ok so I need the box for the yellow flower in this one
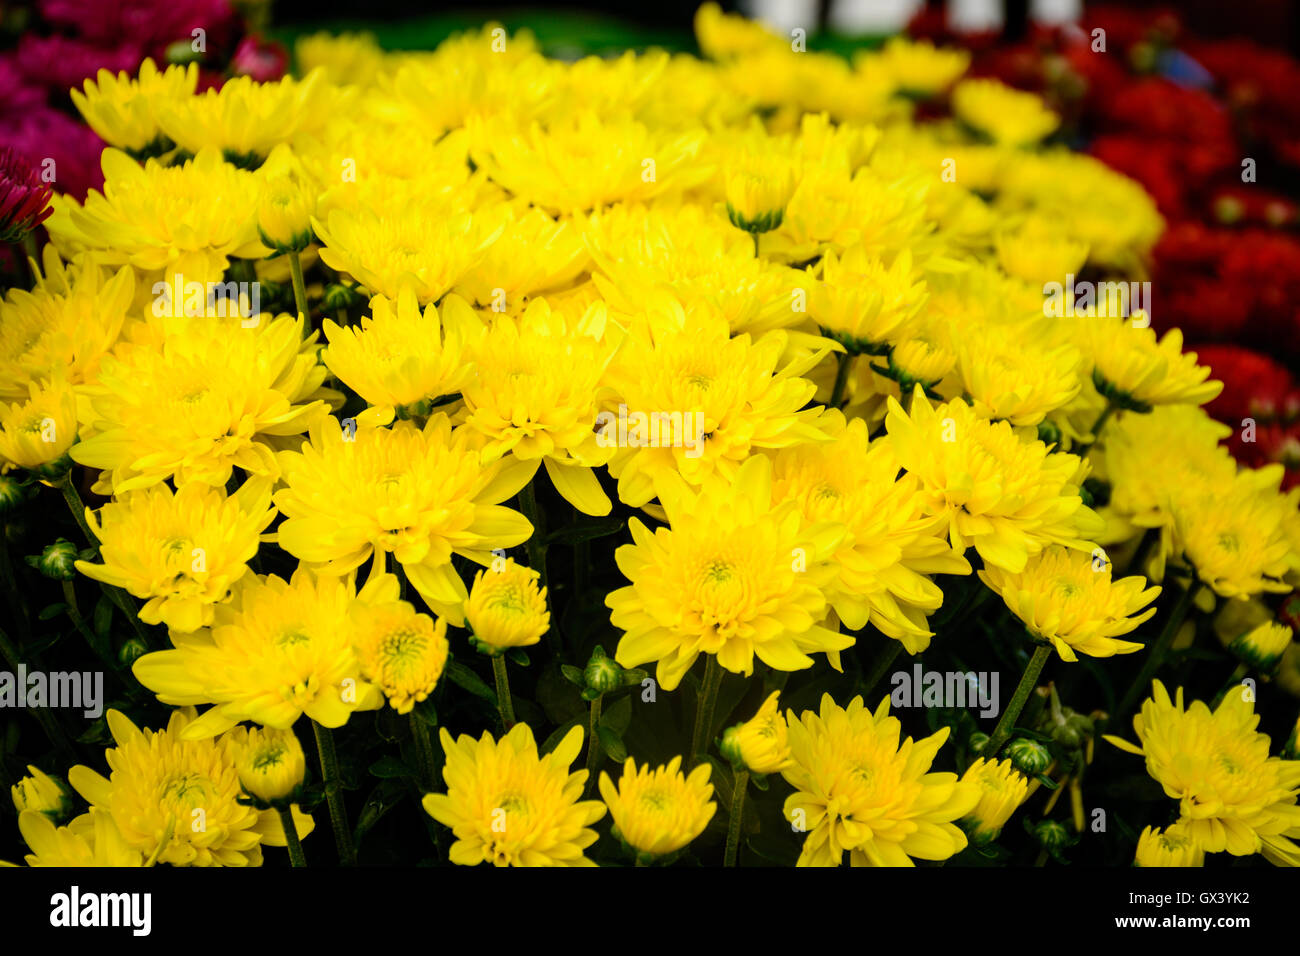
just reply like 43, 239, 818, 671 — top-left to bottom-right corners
230, 726, 308, 803
156, 71, 329, 163
1084, 319, 1223, 412
809, 246, 926, 354
68, 708, 313, 866
720, 691, 793, 774
952, 78, 1059, 147
978, 546, 1160, 662
459, 298, 618, 516
0, 375, 77, 474
1227, 621, 1294, 673
11, 766, 71, 820
0, 248, 132, 401
75, 477, 275, 634
598, 756, 715, 860
782, 693, 978, 866
769, 413, 970, 653
295, 32, 386, 88
452, 204, 590, 308
1134, 822, 1205, 867
872, 37, 970, 97
1105, 681, 1300, 864
884, 387, 1104, 573
71, 312, 329, 495
996, 218, 1089, 286
257, 174, 315, 253
351, 592, 451, 712
608, 455, 852, 691
956, 319, 1082, 427
71, 58, 198, 154
694, 1, 785, 59
131, 567, 388, 738
423, 723, 606, 867
725, 158, 795, 234
959, 758, 1029, 845
17, 809, 143, 867
602, 298, 832, 508
321, 289, 482, 427
888, 337, 956, 390
273, 414, 534, 625
464, 558, 550, 653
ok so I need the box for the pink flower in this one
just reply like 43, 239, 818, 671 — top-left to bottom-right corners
0, 147, 54, 242
231, 35, 289, 83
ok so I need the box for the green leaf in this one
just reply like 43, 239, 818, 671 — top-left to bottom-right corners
93, 595, 112, 640
412, 696, 438, 728
368, 756, 415, 779
596, 724, 627, 763
38, 603, 68, 621
506, 647, 530, 667
600, 694, 632, 736
446, 661, 497, 705
560, 664, 586, 688
544, 517, 627, 546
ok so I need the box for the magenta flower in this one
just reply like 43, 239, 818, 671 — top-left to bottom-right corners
0, 147, 54, 242
231, 35, 289, 83
17, 34, 141, 95
1, 108, 105, 201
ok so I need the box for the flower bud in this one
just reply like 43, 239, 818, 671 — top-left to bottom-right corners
583, 645, 623, 696
0, 473, 30, 515
724, 162, 794, 234
1228, 620, 1293, 674
258, 176, 314, 253
117, 636, 149, 668
27, 538, 78, 581
11, 766, 72, 822
959, 758, 1028, 845
1134, 823, 1203, 867
1029, 819, 1070, 854
465, 557, 549, 654
234, 726, 307, 804
718, 691, 792, 774
1004, 737, 1051, 776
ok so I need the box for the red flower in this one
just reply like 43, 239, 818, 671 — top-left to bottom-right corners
0, 147, 54, 242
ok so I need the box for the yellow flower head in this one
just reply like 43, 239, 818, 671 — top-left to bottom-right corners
1228, 620, 1294, 673
295, 32, 386, 88
273, 414, 534, 625
598, 755, 715, 860
782, 693, 978, 866
770, 413, 970, 653
322, 289, 482, 427
978, 546, 1160, 662
884, 387, 1104, 572
257, 174, 315, 253
0, 375, 77, 474
872, 37, 970, 97
465, 557, 549, 653
694, 1, 784, 59
959, 758, 1029, 845
996, 218, 1089, 286
1134, 822, 1205, 867
131, 567, 388, 738
71, 312, 328, 495
423, 723, 606, 867
810, 246, 926, 354
1085, 320, 1223, 412
1105, 681, 1300, 864
351, 591, 451, 712
725, 158, 796, 233
68, 708, 311, 866
75, 477, 275, 634
230, 725, 308, 803
956, 319, 1082, 427
952, 78, 1059, 147
71, 58, 199, 154
0, 248, 133, 401
17, 809, 143, 867
453, 204, 590, 308
460, 298, 618, 515
720, 691, 794, 774
888, 337, 956, 390
608, 455, 852, 690
11, 766, 71, 820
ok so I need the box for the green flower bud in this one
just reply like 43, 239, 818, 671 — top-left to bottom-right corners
26, 538, 78, 581
11, 766, 73, 822
968, 732, 990, 755
0, 473, 30, 515
1004, 737, 1052, 776
1030, 819, 1070, 853
583, 645, 623, 696
117, 637, 149, 668
1036, 420, 1061, 446
324, 282, 366, 312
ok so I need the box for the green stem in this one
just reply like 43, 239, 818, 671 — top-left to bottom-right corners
288, 250, 309, 325
1074, 403, 1114, 458
518, 482, 547, 591
0, 518, 30, 639
984, 645, 1052, 759
751, 231, 760, 258
689, 656, 724, 769
410, 713, 436, 792
0, 625, 75, 762
584, 693, 603, 792
1113, 578, 1198, 725
724, 769, 749, 867
829, 352, 855, 409
492, 654, 516, 730
61, 580, 101, 658
277, 806, 307, 867
311, 721, 356, 866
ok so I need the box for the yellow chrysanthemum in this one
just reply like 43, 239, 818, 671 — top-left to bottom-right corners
464, 558, 550, 652
782, 693, 978, 867
351, 593, 451, 713
1226, 621, 1294, 673
459, 298, 618, 516
75, 477, 275, 634
720, 691, 794, 774
11, 766, 71, 819
295, 32, 387, 88
956, 318, 1082, 427
17, 809, 143, 867
978, 546, 1160, 662
71, 58, 199, 154
131, 568, 388, 738
598, 756, 715, 860
71, 312, 329, 495
68, 708, 313, 866
724, 157, 796, 234
809, 246, 926, 354
1106, 681, 1300, 865
229, 726, 308, 803
452, 204, 590, 308
770, 413, 970, 653
996, 218, 1090, 286
959, 758, 1029, 845
423, 723, 606, 867
884, 387, 1104, 572
322, 289, 482, 427
273, 414, 534, 625
872, 37, 970, 97
694, 1, 785, 60
952, 78, 1059, 147
0, 375, 77, 474
1084, 319, 1223, 412
608, 455, 852, 691
1134, 822, 1205, 867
